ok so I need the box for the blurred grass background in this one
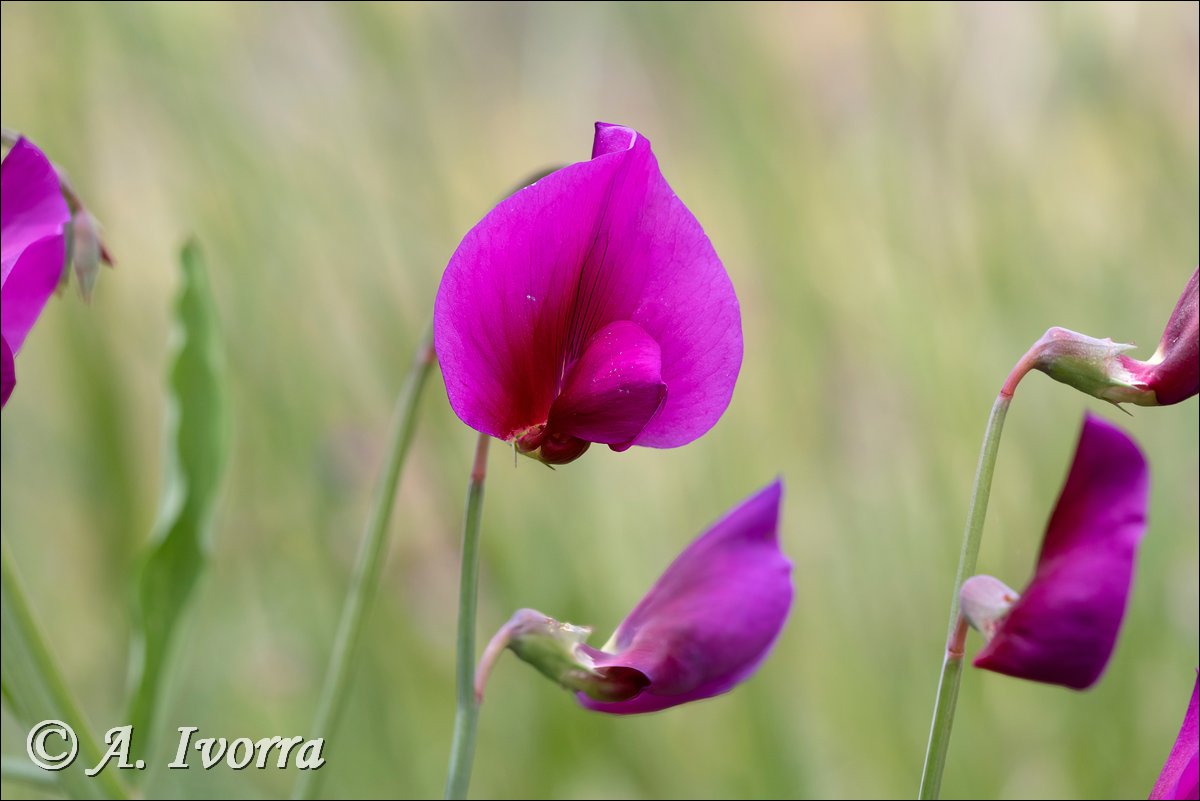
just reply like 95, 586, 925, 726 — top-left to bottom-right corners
1, 2, 1197, 798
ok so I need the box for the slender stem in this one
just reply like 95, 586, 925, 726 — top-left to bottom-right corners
918, 393, 1012, 799
444, 433, 491, 800
0, 538, 128, 800
291, 326, 436, 801
1, 754, 59, 788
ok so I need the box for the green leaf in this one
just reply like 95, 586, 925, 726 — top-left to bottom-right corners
125, 241, 229, 762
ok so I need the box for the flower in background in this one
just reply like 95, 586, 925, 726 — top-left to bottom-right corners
475, 480, 792, 714
1151, 674, 1198, 801
2, 137, 71, 407
1024, 269, 1198, 407
1152, 676, 1200, 801
435, 122, 742, 465
959, 414, 1148, 690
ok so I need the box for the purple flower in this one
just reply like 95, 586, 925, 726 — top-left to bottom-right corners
1151, 675, 1199, 801
434, 122, 741, 465
960, 414, 1148, 690
2, 137, 71, 407
475, 480, 792, 714
1024, 269, 1198, 407
1119, 268, 1198, 407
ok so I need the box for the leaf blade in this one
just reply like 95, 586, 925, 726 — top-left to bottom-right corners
126, 241, 229, 760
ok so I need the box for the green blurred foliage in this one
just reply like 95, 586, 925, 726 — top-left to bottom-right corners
127, 242, 230, 764
1, 2, 1197, 798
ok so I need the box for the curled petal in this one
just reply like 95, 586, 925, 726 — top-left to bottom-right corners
579, 479, 792, 714
973, 414, 1148, 690
1151, 675, 1199, 801
548, 320, 666, 448
1136, 268, 1199, 406
435, 122, 741, 452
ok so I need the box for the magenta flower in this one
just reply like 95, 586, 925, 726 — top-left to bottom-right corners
2, 137, 71, 407
434, 122, 741, 464
1026, 269, 1198, 407
475, 480, 792, 714
1119, 268, 1199, 407
1151, 674, 1199, 800
959, 414, 1148, 690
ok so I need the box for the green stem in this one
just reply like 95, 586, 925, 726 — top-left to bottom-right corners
918, 393, 1011, 799
291, 326, 436, 801
917, 345, 1044, 799
444, 433, 491, 800
0, 538, 128, 800
1, 754, 60, 788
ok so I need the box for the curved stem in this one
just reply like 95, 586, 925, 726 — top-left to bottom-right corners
292, 326, 436, 801
918, 393, 1011, 799
1, 538, 128, 800
444, 433, 491, 800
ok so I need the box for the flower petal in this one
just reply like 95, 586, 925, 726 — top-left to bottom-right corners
434, 122, 741, 449
2, 137, 70, 285
973, 414, 1148, 689
578, 479, 792, 714
1144, 268, 1198, 406
592, 122, 638, 158
547, 320, 666, 447
1151, 675, 1199, 801
1, 235, 67, 354
1, 336, 14, 408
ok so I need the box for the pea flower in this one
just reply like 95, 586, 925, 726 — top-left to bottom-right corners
1024, 269, 1198, 407
475, 480, 791, 714
959, 414, 1148, 690
1151, 675, 1198, 800
434, 122, 742, 465
2, 137, 71, 407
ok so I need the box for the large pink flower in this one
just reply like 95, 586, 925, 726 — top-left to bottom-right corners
434, 122, 741, 464
2, 137, 70, 407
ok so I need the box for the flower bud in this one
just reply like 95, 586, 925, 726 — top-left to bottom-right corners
475, 608, 647, 704
959, 575, 1019, 641
1027, 327, 1153, 406
65, 209, 111, 303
